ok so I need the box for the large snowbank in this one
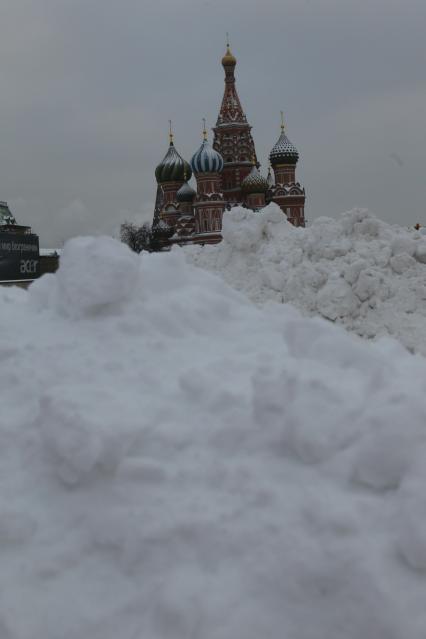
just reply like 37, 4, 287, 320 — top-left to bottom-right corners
187, 205, 426, 354
2, 236, 426, 637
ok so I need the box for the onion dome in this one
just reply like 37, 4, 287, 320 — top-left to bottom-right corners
176, 180, 196, 203
241, 164, 268, 194
269, 114, 299, 166
155, 133, 192, 184
222, 42, 236, 68
191, 125, 224, 174
269, 132, 299, 166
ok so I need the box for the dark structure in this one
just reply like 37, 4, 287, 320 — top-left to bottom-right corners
0, 201, 40, 281
150, 42, 306, 247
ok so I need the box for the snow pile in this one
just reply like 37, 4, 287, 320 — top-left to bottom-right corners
2, 236, 426, 637
187, 205, 426, 353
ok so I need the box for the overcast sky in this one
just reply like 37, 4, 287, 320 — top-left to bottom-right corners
0, 0, 425, 246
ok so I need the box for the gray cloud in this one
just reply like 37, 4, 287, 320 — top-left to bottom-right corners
0, 0, 425, 246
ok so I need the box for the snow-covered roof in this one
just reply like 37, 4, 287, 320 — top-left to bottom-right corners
269, 131, 299, 166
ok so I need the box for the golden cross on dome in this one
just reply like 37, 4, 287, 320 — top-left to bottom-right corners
169, 120, 174, 144
202, 118, 207, 141
280, 111, 285, 133
225, 32, 232, 55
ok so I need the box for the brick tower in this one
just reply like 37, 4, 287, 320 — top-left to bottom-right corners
154, 126, 192, 229
241, 159, 268, 211
269, 113, 306, 227
212, 39, 257, 204
191, 123, 225, 244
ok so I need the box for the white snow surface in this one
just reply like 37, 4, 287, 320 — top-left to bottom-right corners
187, 204, 426, 354
2, 235, 426, 637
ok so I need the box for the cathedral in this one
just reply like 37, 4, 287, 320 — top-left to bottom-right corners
151, 42, 306, 247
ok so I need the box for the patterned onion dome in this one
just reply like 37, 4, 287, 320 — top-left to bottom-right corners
191, 137, 224, 174
155, 140, 192, 184
241, 165, 268, 194
269, 130, 299, 166
176, 180, 196, 203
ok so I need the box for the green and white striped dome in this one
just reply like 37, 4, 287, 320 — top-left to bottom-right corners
155, 141, 192, 184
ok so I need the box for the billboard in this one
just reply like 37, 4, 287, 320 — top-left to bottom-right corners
0, 232, 40, 281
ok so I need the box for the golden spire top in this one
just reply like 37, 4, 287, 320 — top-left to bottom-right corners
202, 118, 208, 141
280, 111, 285, 133
222, 33, 237, 66
169, 119, 174, 144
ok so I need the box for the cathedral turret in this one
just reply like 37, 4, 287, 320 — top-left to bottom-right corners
176, 179, 196, 203
155, 124, 192, 203
176, 174, 196, 215
155, 137, 192, 186
241, 160, 268, 210
270, 113, 306, 227
155, 124, 192, 228
190, 122, 225, 243
269, 113, 299, 185
191, 124, 224, 184
213, 39, 257, 204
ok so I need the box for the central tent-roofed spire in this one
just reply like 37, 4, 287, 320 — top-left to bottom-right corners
213, 40, 258, 203
216, 37, 246, 126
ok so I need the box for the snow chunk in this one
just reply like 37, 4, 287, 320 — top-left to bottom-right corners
317, 274, 356, 320
0, 510, 37, 544
187, 206, 426, 354
414, 241, 426, 264
398, 470, 426, 572
391, 236, 416, 257
353, 411, 426, 491
222, 207, 264, 250
39, 386, 137, 485
389, 253, 416, 274
55, 236, 140, 318
353, 269, 383, 302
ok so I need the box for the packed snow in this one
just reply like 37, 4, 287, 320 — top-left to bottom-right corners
187, 205, 426, 354
2, 235, 426, 638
